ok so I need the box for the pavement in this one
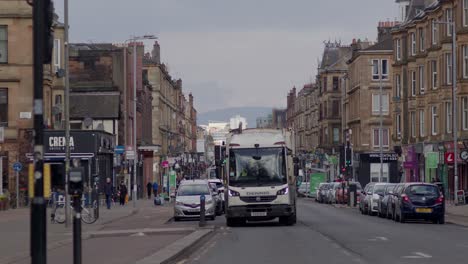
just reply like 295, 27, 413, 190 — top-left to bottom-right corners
179, 198, 468, 264
445, 203, 468, 226
0, 198, 214, 264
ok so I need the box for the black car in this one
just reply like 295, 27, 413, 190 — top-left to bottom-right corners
393, 183, 445, 224
377, 183, 396, 218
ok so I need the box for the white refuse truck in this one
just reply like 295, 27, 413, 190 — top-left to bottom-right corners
224, 128, 298, 226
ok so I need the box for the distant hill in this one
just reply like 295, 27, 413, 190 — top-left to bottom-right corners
197, 107, 273, 128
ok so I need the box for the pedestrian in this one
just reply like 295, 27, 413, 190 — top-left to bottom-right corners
119, 181, 128, 206
104, 178, 113, 209
146, 181, 152, 199
152, 181, 159, 197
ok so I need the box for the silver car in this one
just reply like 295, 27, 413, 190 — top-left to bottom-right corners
174, 180, 216, 221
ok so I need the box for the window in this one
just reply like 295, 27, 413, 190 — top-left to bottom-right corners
332, 100, 340, 116
372, 59, 388, 80
323, 77, 327, 92
411, 32, 416, 56
446, 102, 452, 133
370, 163, 389, 183
446, 8, 453, 36
395, 74, 401, 98
431, 60, 437, 89
396, 114, 401, 138
411, 111, 416, 138
419, 27, 425, 52
446, 53, 452, 84
0, 89, 7, 126
419, 65, 425, 93
396, 39, 401, 61
464, 45, 468, 78
373, 128, 389, 148
53, 39, 61, 72
372, 93, 389, 115
332, 77, 339, 90
431, 106, 438, 135
464, 0, 468, 27
432, 19, 438, 45
463, 97, 468, 130
372, 59, 379, 80
0, 26, 7, 63
419, 110, 425, 137
411, 71, 416, 96
333, 127, 339, 143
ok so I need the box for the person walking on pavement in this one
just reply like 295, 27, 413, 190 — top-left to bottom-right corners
119, 181, 128, 206
147, 181, 152, 199
104, 177, 113, 209
152, 181, 159, 197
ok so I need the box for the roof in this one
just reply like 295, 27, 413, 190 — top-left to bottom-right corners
70, 43, 120, 51
319, 44, 352, 72
229, 129, 286, 148
180, 179, 209, 186
363, 36, 393, 51
70, 92, 120, 119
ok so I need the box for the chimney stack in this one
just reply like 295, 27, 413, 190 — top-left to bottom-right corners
152, 41, 161, 64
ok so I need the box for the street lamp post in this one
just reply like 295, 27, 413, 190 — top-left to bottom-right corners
434, 19, 458, 204
126, 35, 157, 208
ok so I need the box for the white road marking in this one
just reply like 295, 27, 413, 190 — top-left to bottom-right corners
368, 236, 388, 241
130, 232, 146, 237
402, 252, 432, 259
342, 250, 351, 256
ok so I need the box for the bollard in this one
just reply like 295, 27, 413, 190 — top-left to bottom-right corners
199, 194, 206, 227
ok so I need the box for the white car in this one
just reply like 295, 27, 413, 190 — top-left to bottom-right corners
174, 180, 216, 221
360, 183, 386, 215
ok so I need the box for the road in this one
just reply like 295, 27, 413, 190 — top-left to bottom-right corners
177, 199, 468, 264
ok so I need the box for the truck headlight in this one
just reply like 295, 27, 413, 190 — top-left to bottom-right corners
176, 201, 184, 206
206, 199, 213, 205
277, 187, 289, 195
228, 189, 240, 197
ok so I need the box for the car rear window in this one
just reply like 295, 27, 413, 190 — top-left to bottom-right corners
406, 185, 439, 196
373, 185, 385, 195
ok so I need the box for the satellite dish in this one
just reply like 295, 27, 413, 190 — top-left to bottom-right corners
96, 123, 104, 131
83, 117, 93, 129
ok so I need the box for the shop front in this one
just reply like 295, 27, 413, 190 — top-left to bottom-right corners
356, 152, 399, 187
402, 145, 419, 182
30, 130, 115, 193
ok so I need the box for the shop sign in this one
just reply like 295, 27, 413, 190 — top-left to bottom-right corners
425, 152, 439, 169
367, 153, 399, 161
445, 152, 455, 164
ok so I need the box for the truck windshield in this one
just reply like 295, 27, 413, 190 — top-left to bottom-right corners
229, 147, 287, 187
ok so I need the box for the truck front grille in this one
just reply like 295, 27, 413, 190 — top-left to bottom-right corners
240, 196, 277, 203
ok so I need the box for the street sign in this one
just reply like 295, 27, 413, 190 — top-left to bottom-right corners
425, 152, 439, 169
162, 160, 169, 168
13, 162, 23, 172
461, 150, 468, 161
126, 150, 135, 160
445, 152, 455, 164
115, 145, 125, 155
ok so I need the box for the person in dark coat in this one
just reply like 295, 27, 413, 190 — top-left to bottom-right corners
153, 182, 159, 197
146, 182, 152, 199
119, 181, 128, 206
104, 178, 114, 209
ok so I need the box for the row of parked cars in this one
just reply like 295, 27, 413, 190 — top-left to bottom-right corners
359, 182, 445, 224
316, 182, 362, 204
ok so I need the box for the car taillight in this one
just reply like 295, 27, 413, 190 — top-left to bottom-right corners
435, 196, 444, 205
401, 194, 410, 203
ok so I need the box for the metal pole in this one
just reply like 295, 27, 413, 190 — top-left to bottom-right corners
72, 195, 82, 264
452, 24, 459, 204
31, 0, 46, 262
16, 169, 19, 208
64, 0, 71, 228
133, 41, 138, 207
379, 62, 384, 182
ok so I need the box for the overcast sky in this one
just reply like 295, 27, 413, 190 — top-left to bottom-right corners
55, 0, 398, 113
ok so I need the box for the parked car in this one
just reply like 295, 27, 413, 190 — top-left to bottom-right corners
316, 183, 328, 203
208, 179, 225, 209
377, 183, 396, 218
387, 183, 405, 220
393, 183, 445, 224
326, 183, 342, 204
174, 180, 216, 221
209, 182, 224, 216
316, 183, 327, 202
360, 183, 386, 215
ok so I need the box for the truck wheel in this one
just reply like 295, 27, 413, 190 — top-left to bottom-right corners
279, 214, 296, 226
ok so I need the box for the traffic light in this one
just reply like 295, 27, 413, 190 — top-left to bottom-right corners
43, 0, 55, 64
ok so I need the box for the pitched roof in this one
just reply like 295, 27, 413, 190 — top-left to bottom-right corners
364, 36, 393, 51
319, 45, 352, 71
